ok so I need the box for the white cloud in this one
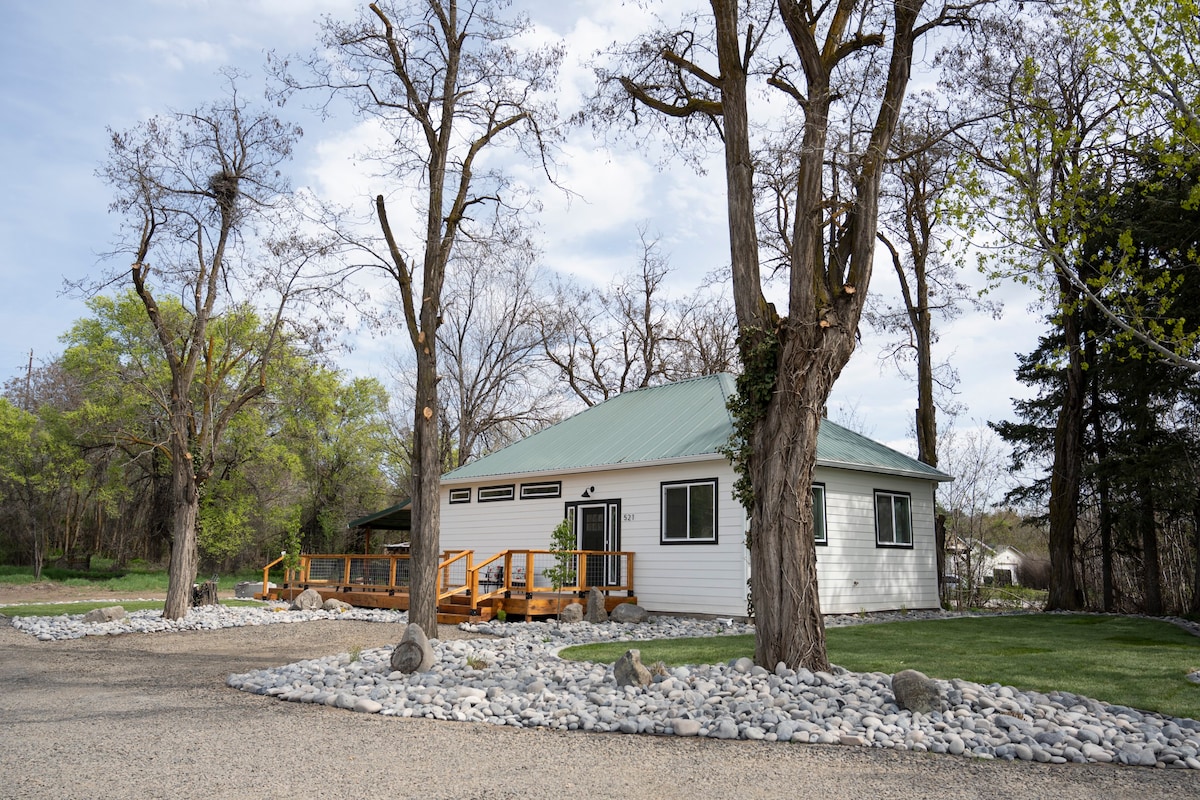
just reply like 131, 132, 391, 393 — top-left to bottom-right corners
143, 38, 230, 71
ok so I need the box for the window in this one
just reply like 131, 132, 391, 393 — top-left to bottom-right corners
477, 484, 515, 502
661, 479, 717, 544
812, 484, 827, 545
520, 481, 561, 500
875, 490, 913, 547
448, 488, 471, 504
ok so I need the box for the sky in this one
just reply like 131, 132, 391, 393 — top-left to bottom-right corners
0, 0, 1044, 466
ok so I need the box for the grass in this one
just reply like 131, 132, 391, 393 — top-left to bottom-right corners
0, 599, 265, 617
560, 614, 1200, 722
0, 564, 267, 594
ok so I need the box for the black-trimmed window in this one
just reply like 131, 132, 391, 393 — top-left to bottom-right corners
448, 488, 471, 504
875, 490, 913, 547
661, 479, 717, 544
812, 483, 828, 545
520, 481, 561, 500
478, 484, 515, 502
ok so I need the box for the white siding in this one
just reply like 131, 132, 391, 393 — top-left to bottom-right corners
814, 470, 940, 614
440, 458, 940, 618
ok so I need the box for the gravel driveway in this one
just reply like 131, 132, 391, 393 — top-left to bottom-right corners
0, 617, 1195, 800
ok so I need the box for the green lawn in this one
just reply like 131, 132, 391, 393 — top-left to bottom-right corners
560, 614, 1200, 721
0, 599, 264, 616
0, 564, 269, 594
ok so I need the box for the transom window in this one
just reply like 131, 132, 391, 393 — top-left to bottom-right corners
448, 488, 471, 504
661, 479, 717, 544
477, 484, 515, 502
875, 490, 913, 547
812, 484, 827, 545
520, 481, 561, 500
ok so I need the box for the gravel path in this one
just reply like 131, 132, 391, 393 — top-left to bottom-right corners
1, 613, 1197, 799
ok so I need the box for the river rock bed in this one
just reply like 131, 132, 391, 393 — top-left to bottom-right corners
226, 612, 1200, 771
5, 602, 409, 640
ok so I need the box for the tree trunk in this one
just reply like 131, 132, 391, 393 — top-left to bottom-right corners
162, 430, 200, 619
1191, 487, 1200, 615
1138, 475, 1163, 615
1084, 332, 1114, 610
748, 324, 863, 672
1046, 286, 1085, 611
407, 345, 442, 633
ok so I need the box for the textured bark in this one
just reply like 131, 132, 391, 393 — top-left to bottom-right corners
407, 303, 444, 634
749, 0, 924, 670
1138, 474, 1163, 615
1085, 333, 1114, 611
162, 400, 202, 619
1046, 284, 1085, 611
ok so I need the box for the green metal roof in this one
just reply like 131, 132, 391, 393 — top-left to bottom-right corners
347, 499, 411, 530
443, 373, 953, 483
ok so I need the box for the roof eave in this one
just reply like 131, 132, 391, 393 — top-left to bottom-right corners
815, 458, 955, 483
442, 452, 727, 485
445, 453, 954, 485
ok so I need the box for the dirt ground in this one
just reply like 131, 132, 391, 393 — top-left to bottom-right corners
1, 583, 1197, 800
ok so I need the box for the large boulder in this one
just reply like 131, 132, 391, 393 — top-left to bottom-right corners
585, 586, 608, 623
892, 669, 943, 714
391, 622, 436, 673
609, 602, 648, 624
82, 606, 126, 624
290, 588, 323, 611
613, 648, 652, 687
559, 602, 584, 623
323, 599, 353, 612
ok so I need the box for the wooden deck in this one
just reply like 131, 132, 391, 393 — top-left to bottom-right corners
259, 549, 636, 624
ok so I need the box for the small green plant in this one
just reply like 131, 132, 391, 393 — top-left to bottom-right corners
858, 607, 868, 618
349, 645, 363, 663
495, 607, 507, 622
543, 518, 576, 621
281, 529, 302, 576
466, 655, 489, 670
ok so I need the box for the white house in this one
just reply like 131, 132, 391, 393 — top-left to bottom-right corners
438, 374, 953, 617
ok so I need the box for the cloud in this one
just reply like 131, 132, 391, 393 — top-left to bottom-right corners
143, 38, 230, 71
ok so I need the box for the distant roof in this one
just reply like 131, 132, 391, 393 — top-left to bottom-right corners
443, 374, 953, 483
347, 499, 411, 530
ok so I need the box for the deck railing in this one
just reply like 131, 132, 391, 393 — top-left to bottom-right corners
465, 549, 634, 613
262, 548, 634, 614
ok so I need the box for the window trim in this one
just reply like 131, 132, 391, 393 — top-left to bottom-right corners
519, 481, 562, 500
448, 488, 471, 504
874, 489, 914, 548
812, 483, 828, 546
660, 478, 719, 545
477, 484, 516, 503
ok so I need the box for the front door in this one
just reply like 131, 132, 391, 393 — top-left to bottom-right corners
573, 501, 620, 586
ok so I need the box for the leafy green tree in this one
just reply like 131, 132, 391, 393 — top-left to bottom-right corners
942, 6, 1130, 610
0, 398, 84, 576
994, 152, 1200, 615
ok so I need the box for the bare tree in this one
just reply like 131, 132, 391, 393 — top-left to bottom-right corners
87, 81, 332, 618
671, 278, 740, 379
870, 96, 998, 467
601, 0, 974, 669
272, 1, 562, 631
439, 233, 557, 466
540, 227, 679, 406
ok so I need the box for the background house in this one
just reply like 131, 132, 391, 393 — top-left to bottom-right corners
438, 374, 953, 617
